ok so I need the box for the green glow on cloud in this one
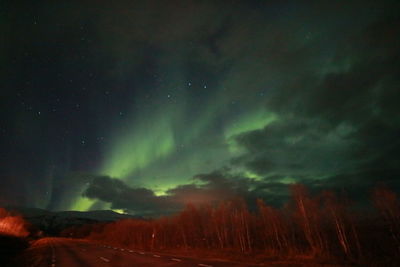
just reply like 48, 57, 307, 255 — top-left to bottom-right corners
278, 176, 297, 184
243, 170, 263, 181
225, 109, 277, 153
112, 209, 127, 214
225, 109, 277, 139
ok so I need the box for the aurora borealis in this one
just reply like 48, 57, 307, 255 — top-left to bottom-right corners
1, 1, 400, 216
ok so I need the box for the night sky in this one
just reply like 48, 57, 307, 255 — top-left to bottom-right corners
1, 1, 399, 216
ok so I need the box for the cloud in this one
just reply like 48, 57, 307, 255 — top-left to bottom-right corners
2, 0, 399, 212
82, 171, 293, 215
83, 175, 170, 215
224, 11, 400, 199
73, 1, 400, 211
232, 117, 358, 178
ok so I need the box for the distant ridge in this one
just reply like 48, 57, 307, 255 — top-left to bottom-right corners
4, 206, 140, 236
6, 206, 137, 220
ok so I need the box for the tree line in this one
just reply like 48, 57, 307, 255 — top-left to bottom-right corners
61, 184, 400, 265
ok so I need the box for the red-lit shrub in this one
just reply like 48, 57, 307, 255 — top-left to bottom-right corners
0, 208, 29, 238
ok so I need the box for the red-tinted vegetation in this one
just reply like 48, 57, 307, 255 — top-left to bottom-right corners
0, 208, 29, 238
0, 208, 30, 265
61, 185, 400, 265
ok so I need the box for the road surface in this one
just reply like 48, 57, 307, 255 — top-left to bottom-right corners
16, 238, 260, 267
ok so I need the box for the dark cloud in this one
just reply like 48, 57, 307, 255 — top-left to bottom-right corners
82, 164, 400, 216
83, 176, 168, 215
224, 9, 400, 202
83, 172, 293, 215
233, 117, 358, 179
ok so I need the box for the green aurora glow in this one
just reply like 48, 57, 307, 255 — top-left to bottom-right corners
70, 100, 277, 210
3, 1, 396, 213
